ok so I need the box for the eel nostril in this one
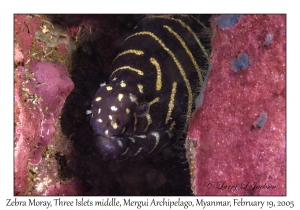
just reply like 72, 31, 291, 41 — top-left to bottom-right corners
136, 102, 149, 117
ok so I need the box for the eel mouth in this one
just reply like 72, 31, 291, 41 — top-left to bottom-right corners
94, 134, 127, 160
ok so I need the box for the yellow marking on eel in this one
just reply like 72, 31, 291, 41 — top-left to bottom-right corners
121, 147, 129, 156
129, 93, 138, 104
135, 135, 146, 138
95, 97, 102, 101
149, 97, 160, 106
112, 49, 144, 63
111, 66, 144, 78
117, 140, 123, 147
120, 80, 126, 88
148, 132, 160, 154
124, 31, 192, 130
137, 84, 144, 94
126, 108, 130, 114
129, 137, 135, 143
118, 93, 124, 101
106, 86, 113, 91
133, 147, 143, 156
164, 25, 204, 86
144, 114, 152, 132
190, 15, 208, 30
125, 31, 193, 130
111, 106, 118, 111
165, 82, 177, 124
168, 121, 176, 138
145, 16, 210, 62
150, 57, 162, 91
112, 122, 118, 129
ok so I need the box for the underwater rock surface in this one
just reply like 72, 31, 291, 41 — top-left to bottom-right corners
14, 15, 76, 195
14, 61, 74, 194
187, 14, 286, 195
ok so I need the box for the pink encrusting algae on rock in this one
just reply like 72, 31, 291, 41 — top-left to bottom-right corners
187, 15, 286, 195
14, 61, 74, 194
14, 14, 82, 195
14, 15, 41, 62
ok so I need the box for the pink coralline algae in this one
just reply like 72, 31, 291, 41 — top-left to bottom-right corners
187, 15, 286, 195
14, 15, 41, 62
14, 61, 74, 195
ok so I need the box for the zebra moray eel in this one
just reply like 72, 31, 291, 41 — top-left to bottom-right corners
88, 15, 211, 160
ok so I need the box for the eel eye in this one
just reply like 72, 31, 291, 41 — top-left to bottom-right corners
135, 102, 149, 117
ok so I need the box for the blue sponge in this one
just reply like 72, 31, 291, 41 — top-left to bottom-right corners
214, 15, 243, 28
254, 113, 268, 128
265, 33, 273, 46
231, 53, 249, 72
